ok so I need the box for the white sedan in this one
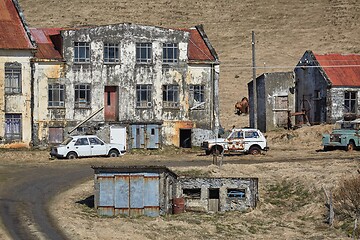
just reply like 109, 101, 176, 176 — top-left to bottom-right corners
50, 135, 125, 159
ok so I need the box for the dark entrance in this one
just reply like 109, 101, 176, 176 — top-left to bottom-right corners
208, 188, 219, 212
179, 129, 191, 148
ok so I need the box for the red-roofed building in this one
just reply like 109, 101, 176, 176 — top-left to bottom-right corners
0, 0, 36, 147
29, 23, 220, 148
295, 50, 360, 124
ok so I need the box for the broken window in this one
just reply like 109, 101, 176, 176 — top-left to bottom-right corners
5, 62, 21, 94
104, 43, 120, 63
74, 42, 90, 63
48, 84, 65, 107
75, 84, 91, 108
227, 189, 246, 198
136, 43, 152, 63
189, 85, 205, 109
183, 188, 201, 199
136, 85, 152, 108
162, 43, 178, 63
5, 114, 21, 141
344, 91, 357, 113
163, 85, 179, 108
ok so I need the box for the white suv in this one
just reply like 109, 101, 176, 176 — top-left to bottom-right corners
201, 128, 268, 155
50, 135, 125, 159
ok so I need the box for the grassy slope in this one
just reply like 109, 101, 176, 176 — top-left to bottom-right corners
18, 0, 360, 129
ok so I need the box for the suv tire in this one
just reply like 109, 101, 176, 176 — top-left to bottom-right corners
249, 146, 261, 155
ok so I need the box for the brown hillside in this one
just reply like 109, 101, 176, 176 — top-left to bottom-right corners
18, 0, 360, 129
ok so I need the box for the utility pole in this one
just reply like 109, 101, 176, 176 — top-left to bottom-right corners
252, 31, 257, 128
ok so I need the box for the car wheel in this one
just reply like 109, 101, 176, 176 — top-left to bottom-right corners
249, 146, 261, 155
346, 142, 355, 151
108, 149, 119, 157
66, 152, 77, 160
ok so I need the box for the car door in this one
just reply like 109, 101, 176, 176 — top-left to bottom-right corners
244, 130, 260, 150
74, 137, 91, 157
89, 137, 108, 156
227, 130, 245, 151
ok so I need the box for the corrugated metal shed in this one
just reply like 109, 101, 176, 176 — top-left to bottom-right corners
314, 53, 360, 87
30, 28, 63, 60
0, 0, 34, 49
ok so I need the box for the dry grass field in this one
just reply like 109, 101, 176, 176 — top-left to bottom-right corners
18, 0, 360, 129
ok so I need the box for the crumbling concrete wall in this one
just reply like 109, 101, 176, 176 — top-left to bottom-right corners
176, 177, 258, 212
0, 51, 33, 146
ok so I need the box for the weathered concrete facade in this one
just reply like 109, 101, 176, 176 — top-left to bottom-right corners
248, 72, 295, 132
92, 166, 258, 217
30, 23, 220, 148
176, 177, 258, 212
295, 50, 360, 124
0, 0, 36, 147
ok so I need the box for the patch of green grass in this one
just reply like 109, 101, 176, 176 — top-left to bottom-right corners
175, 169, 211, 177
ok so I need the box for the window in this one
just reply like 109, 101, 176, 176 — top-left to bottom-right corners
74, 42, 90, 63
228, 131, 243, 140
104, 43, 120, 63
75, 84, 91, 108
48, 84, 65, 107
5, 114, 21, 141
48, 128, 63, 144
136, 85, 152, 108
189, 85, 205, 109
89, 137, 103, 145
245, 131, 259, 138
183, 188, 201, 199
344, 91, 357, 113
5, 62, 21, 94
136, 43, 152, 63
227, 189, 246, 198
163, 85, 179, 108
163, 43, 178, 63
75, 137, 89, 146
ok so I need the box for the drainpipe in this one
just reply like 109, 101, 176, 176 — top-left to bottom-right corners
30, 61, 35, 147
212, 63, 220, 138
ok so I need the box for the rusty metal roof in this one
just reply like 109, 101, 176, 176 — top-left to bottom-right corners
185, 28, 216, 62
30, 28, 63, 60
314, 53, 360, 87
0, 0, 34, 49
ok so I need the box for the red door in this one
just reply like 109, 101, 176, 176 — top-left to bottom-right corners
104, 86, 118, 121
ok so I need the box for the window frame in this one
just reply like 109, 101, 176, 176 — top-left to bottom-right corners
74, 84, 91, 108
48, 83, 65, 108
136, 84, 152, 108
5, 62, 22, 94
4, 114, 22, 141
103, 43, 120, 64
344, 91, 357, 113
136, 42, 152, 64
183, 188, 201, 199
163, 84, 179, 109
74, 42, 90, 63
162, 43, 178, 64
189, 84, 205, 109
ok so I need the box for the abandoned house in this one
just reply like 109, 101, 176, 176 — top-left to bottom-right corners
0, 0, 221, 148
0, 0, 36, 146
92, 166, 259, 217
248, 72, 295, 132
295, 50, 360, 124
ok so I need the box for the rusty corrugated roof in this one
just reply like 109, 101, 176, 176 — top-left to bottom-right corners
0, 0, 34, 49
314, 53, 360, 87
30, 28, 63, 60
184, 28, 215, 62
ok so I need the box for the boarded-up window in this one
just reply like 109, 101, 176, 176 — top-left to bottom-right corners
48, 128, 63, 144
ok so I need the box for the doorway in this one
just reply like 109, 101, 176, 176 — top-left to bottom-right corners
208, 188, 219, 212
104, 86, 118, 121
179, 129, 191, 148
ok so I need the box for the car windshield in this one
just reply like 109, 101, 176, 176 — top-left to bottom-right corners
61, 137, 73, 145
334, 121, 357, 130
